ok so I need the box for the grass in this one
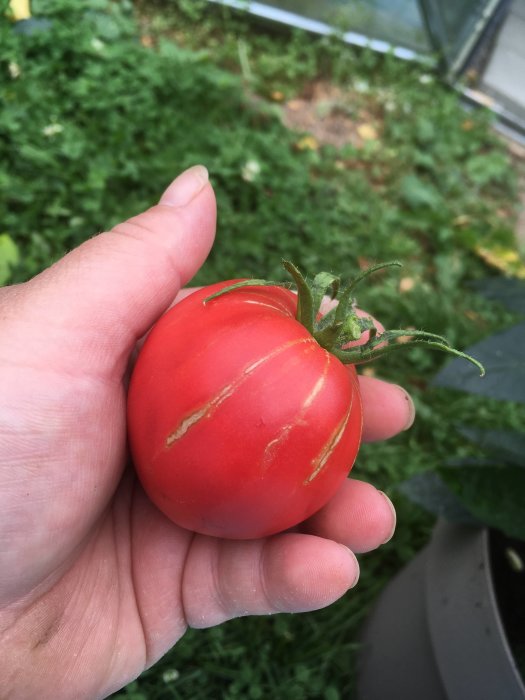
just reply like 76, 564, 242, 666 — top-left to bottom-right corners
2, 0, 524, 697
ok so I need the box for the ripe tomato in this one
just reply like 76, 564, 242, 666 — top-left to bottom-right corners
127, 280, 363, 539
127, 260, 483, 540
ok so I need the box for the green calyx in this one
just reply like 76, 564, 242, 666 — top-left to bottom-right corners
204, 260, 485, 376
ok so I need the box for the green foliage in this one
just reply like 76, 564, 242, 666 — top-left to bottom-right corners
110, 601, 369, 699
440, 462, 525, 541
2, 0, 518, 295
2, 0, 260, 280
470, 276, 525, 314
0, 233, 20, 284
402, 278, 525, 541
435, 322, 525, 403
459, 426, 525, 466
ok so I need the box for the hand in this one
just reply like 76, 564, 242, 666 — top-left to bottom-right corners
0, 166, 412, 700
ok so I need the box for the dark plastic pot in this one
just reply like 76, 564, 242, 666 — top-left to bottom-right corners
358, 521, 525, 700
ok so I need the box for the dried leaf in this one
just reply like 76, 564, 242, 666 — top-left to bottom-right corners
474, 245, 525, 278
295, 135, 319, 151
399, 277, 415, 292
287, 99, 304, 112
140, 35, 154, 48
9, 0, 31, 21
453, 214, 470, 227
357, 123, 378, 141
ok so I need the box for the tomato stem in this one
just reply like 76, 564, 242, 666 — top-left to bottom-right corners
282, 261, 316, 334
203, 261, 486, 376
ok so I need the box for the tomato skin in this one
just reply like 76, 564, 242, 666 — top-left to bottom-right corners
127, 281, 363, 539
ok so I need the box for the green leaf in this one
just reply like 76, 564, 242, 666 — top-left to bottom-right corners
0, 233, 20, 285
439, 462, 525, 541
466, 152, 510, 187
400, 174, 442, 210
311, 271, 340, 310
434, 322, 525, 403
458, 426, 525, 467
397, 471, 477, 524
470, 277, 525, 315
414, 116, 436, 145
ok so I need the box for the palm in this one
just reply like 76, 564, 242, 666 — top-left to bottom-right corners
0, 314, 197, 695
0, 350, 337, 697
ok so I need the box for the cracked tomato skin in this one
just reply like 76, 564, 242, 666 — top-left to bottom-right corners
127, 281, 363, 540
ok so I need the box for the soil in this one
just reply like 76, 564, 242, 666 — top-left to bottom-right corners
280, 81, 379, 150
280, 79, 525, 253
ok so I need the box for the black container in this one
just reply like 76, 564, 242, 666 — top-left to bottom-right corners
358, 521, 525, 699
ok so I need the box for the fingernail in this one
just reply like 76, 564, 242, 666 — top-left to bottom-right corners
340, 546, 360, 588
378, 491, 397, 544
398, 386, 416, 431
160, 165, 209, 207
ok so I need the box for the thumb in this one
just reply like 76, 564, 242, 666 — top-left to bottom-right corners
8, 166, 216, 377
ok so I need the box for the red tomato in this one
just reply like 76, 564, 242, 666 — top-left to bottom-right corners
127, 281, 363, 539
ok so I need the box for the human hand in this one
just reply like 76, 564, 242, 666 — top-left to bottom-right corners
0, 166, 412, 699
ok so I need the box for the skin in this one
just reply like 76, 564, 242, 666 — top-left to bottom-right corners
0, 166, 413, 699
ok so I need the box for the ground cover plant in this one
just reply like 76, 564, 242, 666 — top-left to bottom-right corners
1, 0, 524, 696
